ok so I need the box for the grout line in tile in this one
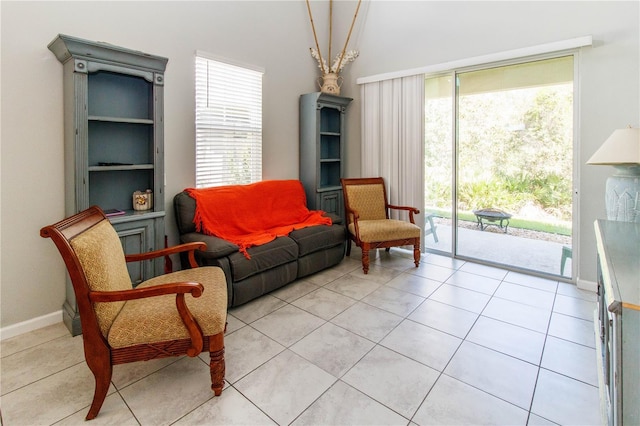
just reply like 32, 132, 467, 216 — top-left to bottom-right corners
3, 253, 601, 425
229, 382, 282, 425
1, 358, 87, 398
537, 366, 601, 389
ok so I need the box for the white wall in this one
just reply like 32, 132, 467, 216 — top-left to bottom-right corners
1, 1, 638, 331
342, 0, 639, 287
0, 0, 351, 330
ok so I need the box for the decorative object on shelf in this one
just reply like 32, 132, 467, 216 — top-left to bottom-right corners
587, 126, 640, 222
133, 189, 153, 211
306, 0, 361, 95
103, 209, 126, 217
316, 70, 343, 96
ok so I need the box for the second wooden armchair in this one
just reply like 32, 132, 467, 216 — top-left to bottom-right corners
341, 177, 421, 274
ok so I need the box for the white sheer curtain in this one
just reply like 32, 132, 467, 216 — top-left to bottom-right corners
360, 74, 425, 232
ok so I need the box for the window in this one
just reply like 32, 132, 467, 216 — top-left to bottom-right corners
195, 54, 263, 188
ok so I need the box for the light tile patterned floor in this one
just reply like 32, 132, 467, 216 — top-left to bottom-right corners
0, 249, 602, 425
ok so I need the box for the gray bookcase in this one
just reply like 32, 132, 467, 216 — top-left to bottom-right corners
299, 93, 352, 220
48, 34, 168, 335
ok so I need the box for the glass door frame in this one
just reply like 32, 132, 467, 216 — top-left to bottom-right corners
425, 51, 580, 282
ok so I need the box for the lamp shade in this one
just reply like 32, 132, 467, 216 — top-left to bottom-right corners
587, 127, 640, 165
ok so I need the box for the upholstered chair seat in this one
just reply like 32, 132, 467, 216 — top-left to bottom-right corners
108, 268, 227, 348
348, 219, 421, 243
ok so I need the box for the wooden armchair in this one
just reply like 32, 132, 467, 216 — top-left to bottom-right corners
341, 177, 421, 274
40, 206, 227, 420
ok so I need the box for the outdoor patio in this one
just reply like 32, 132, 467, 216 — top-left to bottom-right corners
424, 223, 572, 279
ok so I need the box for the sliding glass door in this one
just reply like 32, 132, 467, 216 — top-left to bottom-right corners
424, 75, 454, 253
425, 56, 575, 278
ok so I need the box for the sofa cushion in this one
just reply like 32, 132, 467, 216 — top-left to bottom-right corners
228, 236, 298, 282
231, 262, 298, 306
289, 224, 345, 257
297, 244, 345, 278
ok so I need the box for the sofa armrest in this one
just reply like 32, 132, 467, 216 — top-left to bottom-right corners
180, 232, 238, 259
324, 212, 343, 226
174, 191, 198, 234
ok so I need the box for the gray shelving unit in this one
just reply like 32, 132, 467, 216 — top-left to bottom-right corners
48, 34, 168, 335
299, 92, 352, 220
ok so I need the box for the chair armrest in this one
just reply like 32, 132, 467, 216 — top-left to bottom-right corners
89, 282, 205, 356
344, 208, 359, 224
388, 205, 421, 223
345, 208, 362, 238
125, 242, 206, 269
388, 204, 420, 213
89, 282, 204, 302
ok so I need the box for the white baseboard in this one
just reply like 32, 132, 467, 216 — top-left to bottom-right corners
0, 310, 63, 341
577, 278, 597, 293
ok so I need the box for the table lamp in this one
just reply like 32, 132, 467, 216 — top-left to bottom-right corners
587, 126, 640, 222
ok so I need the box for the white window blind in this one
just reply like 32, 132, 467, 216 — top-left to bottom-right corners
195, 55, 263, 188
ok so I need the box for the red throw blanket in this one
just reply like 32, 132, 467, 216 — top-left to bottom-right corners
185, 180, 332, 258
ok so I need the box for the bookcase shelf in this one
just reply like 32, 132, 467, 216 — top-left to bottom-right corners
89, 116, 155, 124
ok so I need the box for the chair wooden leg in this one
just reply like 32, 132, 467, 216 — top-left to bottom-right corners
346, 239, 352, 257
413, 242, 420, 268
85, 361, 112, 420
361, 244, 370, 274
209, 332, 225, 396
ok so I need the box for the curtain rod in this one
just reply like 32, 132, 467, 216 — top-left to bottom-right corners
356, 35, 593, 84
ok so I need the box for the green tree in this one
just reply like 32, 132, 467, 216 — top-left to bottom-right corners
426, 82, 573, 222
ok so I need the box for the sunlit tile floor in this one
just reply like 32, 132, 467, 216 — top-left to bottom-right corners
1, 249, 602, 425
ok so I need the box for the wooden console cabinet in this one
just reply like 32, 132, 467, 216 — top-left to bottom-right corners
594, 219, 640, 425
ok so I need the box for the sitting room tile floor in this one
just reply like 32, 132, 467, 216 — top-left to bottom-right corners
1, 249, 602, 425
